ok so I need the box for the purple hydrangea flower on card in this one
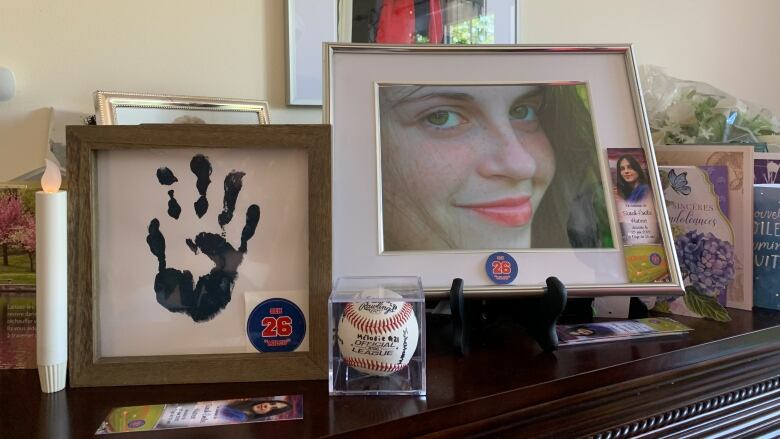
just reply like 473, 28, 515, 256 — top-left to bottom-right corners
675, 230, 735, 298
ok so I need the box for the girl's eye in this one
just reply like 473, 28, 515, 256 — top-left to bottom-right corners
423, 110, 464, 129
509, 104, 538, 121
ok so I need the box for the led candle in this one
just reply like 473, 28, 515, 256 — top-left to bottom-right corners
36, 159, 67, 393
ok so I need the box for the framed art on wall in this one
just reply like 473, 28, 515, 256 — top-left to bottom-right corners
325, 44, 684, 297
67, 124, 331, 386
337, 0, 518, 45
94, 91, 270, 125
285, 0, 338, 106
285, 0, 520, 106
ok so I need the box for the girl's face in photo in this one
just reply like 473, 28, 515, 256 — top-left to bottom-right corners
619, 158, 639, 185
251, 401, 287, 415
381, 85, 555, 250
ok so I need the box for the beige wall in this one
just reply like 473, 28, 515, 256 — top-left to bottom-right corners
522, 0, 780, 114
0, 0, 320, 181
2, 0, 778, 181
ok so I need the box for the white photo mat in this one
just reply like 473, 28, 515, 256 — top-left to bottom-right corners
96, 148, 309, 356
326, 44, 684, 297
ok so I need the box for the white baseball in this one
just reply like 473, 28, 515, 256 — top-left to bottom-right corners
337, 288, 419, 376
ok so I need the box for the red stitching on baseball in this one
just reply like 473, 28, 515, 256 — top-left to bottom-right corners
344, 357, 407, 373
343, 302, 414, 335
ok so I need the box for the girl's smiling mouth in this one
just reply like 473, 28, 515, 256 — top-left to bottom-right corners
455, 196, 533, 227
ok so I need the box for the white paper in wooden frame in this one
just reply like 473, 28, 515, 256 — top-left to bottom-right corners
325, 44, 684, 298
95, 148, 309, 356
94, 91, 270, 125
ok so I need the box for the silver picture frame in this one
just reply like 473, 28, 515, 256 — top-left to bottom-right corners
94, 91, 270, 125
325, 44, 684, 298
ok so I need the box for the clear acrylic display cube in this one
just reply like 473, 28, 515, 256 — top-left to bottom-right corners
329, 276, 426, 396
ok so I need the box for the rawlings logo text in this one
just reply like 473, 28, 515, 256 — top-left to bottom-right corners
358, 301, 398, 315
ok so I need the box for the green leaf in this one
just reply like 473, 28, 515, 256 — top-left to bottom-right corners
653, 301, 671, 313
683, 287, 731, 322
659, 169, 670, 190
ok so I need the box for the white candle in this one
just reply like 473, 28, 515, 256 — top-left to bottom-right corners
36, 159, 67, 393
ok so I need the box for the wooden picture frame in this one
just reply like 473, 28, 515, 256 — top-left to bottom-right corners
67, 124, 331, 386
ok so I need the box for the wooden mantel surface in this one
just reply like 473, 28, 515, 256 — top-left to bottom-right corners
2, 308, 780, 438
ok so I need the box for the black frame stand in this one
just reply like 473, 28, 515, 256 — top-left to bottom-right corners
448, 277, 568, 354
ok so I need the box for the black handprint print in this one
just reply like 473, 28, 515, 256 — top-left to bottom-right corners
146, 154, 260, 322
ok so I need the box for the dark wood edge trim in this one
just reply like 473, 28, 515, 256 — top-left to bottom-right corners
69, 124, 328, 147
427, 352, 780, 439
308, 125, 332, 375
440, 350, 780, 438
457, 351, 780, 438
67, 127, 95, 388
587, 375, 780, 439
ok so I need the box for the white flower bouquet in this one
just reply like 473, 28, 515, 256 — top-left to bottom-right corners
640, 65, 780, 149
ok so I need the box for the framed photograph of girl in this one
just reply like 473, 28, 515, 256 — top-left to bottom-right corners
378, 82, 609, 251
326, 44, 684, 298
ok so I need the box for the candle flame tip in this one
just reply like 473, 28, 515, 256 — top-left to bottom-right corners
41, 159, 61, 193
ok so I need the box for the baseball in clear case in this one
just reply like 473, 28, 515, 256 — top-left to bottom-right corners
329, 276, 426, 396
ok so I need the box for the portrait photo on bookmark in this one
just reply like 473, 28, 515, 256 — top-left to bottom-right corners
95, 395, 303, 434
606, 148, 669, 283
377, 82, 613, 252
